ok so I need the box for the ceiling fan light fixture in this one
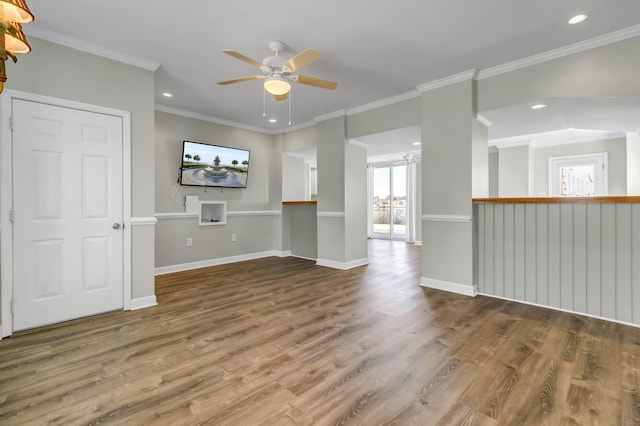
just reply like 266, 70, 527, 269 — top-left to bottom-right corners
264, 76, 291, 96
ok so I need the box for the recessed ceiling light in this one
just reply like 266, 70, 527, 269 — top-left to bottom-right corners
413, 142, 421, 146
162, 92, 173, 98
531, 104, 547, 110
568, 14, 588, 25
269, 119, 277, 123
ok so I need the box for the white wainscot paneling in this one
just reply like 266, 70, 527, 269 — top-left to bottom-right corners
475, 202, 640, 326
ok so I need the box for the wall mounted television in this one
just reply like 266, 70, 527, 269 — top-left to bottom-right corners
180, 140, 250, 189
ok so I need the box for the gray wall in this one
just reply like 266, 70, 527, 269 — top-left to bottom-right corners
154, 111, 283, 268
488, 151, 499, 197
498, 145, 531, 197
347, 97, 421, 139
5, 37, 156, 302
421, 79, 475, 290
284, 204, 317, 259
155, 111, 281, 213
478, 36, 640, 112
494, 138, 628, 197
344, 142, 368, 262
472, 119, 489, 197
532, 138, 627, 196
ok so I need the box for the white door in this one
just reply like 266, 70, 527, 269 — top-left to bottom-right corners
12, 99, 124, 331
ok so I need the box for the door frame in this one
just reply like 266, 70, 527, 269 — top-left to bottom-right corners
0, 90, 132, 338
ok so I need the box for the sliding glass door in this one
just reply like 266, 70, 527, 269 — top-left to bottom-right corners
372, 164, 406, 240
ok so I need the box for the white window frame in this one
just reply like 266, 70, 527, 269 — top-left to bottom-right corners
548, 152, 608, 197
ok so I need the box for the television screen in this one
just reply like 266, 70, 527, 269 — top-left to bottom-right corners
180, 140, 250, 188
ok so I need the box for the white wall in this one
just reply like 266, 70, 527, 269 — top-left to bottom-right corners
282, 154, 309, 201
627, 132, 640, 195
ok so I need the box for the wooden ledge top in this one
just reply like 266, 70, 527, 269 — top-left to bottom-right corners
473, 196, 640, 204
282, 201, 318, 205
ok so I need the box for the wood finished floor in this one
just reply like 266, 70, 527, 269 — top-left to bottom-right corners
2, 240, 640, 425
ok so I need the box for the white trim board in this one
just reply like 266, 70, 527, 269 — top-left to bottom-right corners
155, 250, 289, 276
130, 296, 157, 311
317, 211, 346, 218
155, 210, 281, 220
316, 257, 369, 270
25, 27, 160, 71
477, 24, 640, 79
155, 104, 276, 135
420, 277, 477, 297
228, 210, 282, 217
130, 216, 158, 226
347, 90, 420, 116
477, 292, 640, 329
416, 69, 477, 93
422, 214, 472, 223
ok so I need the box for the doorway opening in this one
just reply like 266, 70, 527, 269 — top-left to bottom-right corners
371, 163, 407, 240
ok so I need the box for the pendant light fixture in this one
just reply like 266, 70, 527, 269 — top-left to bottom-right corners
0, 0, 35, 93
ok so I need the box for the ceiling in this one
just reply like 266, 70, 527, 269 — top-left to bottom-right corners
22, 1, 640, 136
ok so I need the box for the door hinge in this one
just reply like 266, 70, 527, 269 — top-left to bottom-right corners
9, 208, 14, 223
9, 117, 13, 131
10, 299, 14, 314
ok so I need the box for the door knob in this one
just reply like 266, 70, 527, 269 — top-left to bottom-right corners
112, 223, 121, 230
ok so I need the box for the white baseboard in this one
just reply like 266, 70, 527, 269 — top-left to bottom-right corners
414, 240, 422, 246
420, 277, 477, 297
155, 250, 288, 275
130, 296, 157, 310
316, 257, 369, 270
281, 250, 292, 257
291, 254, 317, 261
477, 292, 640, 329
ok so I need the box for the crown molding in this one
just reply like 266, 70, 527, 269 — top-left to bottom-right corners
491, 139, 532, 150
416, 69, 477, 93
477, 24, 640, 79
284, 151, 314, 160
24, 27, 160, 72
282, 119, 316, 133
476, 114, 492, 127
348, 139, 369, 149
313, 109, 346, 123
155, 104, 277, 135
347, 90, 420, 116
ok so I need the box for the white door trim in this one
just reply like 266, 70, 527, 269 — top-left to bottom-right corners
0, 90, 131, 338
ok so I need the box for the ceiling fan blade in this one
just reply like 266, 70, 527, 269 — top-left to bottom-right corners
294, 74, 338, 90
282, 48, 321, 72
275, 93, 288, 101
222, 50, 264, 68
217, 75, 264, 85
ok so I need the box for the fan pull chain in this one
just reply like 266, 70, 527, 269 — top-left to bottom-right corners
262, 87, 266, 117
288, 90, 292, 125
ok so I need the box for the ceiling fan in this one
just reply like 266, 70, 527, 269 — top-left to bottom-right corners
217, 41, 337, 101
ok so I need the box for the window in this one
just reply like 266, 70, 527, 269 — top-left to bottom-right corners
371, 164, 407, 240
548, 153, 607, 197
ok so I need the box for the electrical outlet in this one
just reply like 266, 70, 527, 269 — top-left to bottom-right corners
231, 234, 237, 242
186, 238, 193, 247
